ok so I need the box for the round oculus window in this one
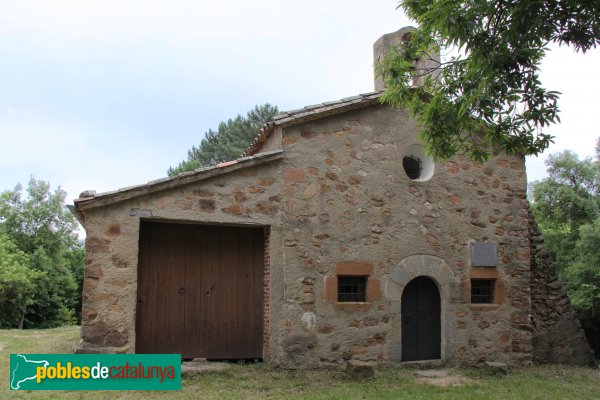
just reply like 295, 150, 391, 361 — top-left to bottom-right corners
402, 144, 434, 181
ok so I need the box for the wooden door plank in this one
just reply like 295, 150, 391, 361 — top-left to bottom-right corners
401, 279, 419, 361
184, 224, 203, 358
416, 277, 441, 360
157, 223, 187, 355
136, 222, 186, 355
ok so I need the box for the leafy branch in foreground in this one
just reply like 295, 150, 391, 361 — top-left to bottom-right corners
378, 0, 599, 161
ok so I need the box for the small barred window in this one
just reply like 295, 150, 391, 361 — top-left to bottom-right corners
471, 279, 495, 304
338, 276, 367, 302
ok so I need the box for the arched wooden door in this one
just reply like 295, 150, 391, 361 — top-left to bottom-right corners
401, 276, 441, 361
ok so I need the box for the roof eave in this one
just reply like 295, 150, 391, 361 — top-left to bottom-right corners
74, 149, 284, 212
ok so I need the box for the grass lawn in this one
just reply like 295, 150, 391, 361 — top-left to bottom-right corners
1, 326, 599, 399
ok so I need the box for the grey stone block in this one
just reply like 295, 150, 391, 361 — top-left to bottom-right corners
282, 333, 317, 356
483, 361, 508, 375
346, 360, 375, 379
470, 242, 497, 266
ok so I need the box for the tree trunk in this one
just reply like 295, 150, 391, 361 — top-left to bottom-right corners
18, 311, 25, 329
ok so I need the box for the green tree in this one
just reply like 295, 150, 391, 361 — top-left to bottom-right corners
565, 216, 600, 354
533, 151, 599, 229
168, 103, 279, 176
567, 219, 600, 315
0, 178, 83, 327
531, 148, 600, 354
0, 234, 43, 328
531, 151, 599, 272
378, 0, 599, 160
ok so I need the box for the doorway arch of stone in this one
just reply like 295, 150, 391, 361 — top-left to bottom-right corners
385, 254, 460, 363
401, 276, 441, 361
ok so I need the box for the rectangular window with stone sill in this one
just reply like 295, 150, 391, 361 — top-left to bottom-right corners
471, 279, 495, 304
337, 276, 367, 302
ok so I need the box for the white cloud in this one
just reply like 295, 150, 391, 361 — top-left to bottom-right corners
0, 0, 598, 204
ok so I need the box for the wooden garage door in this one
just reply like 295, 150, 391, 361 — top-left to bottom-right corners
136, 221, 264, 359
401, 276, 441, 361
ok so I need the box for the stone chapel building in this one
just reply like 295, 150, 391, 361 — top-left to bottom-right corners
70, 28, 594, 367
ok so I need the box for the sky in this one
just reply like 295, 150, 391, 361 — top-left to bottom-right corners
1, 1, 599, 210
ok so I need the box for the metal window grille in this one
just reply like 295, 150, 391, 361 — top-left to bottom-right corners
338, 276, 367, 302
403, 155, 423, 180
471, 279, 495, 304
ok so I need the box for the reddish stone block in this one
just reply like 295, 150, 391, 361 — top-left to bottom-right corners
318, 324, 334, 334
234, 188, 247, 203
426, 234, 439, 246
111, 255, 128, 269
422, 216, 435, 225
106, 224, 121, 237
283, 168, 305, 182
193, 189, 215, 197
248, 186, 265, 194
86, 236, 110, 253
334, 261, 374, 276
222, 204, 242, 215
307, 167, 319, 176
367, 279, 382, 302
325, 172, 338, 181
198, 199, 216, 212
447, 195, 460, 204
301, 130, 316, 139
282, 136, 296, 145
256, 201, 278, 215
323, 276, 337, 303
336, 183, 349, 192
86, 264, 103, 279
258, 178, 275, 186
447, 162, 459, 173
175, 198, 193, 210
348, 175, 362, 185
345, 195, 358, 205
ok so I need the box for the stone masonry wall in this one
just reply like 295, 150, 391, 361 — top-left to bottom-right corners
528, 208, 596, 366
76, 103, 558, 368
77, 161, 283, 355
276, 103, 533, 367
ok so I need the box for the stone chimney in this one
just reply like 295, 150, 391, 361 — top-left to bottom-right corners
373, 26, 440, 90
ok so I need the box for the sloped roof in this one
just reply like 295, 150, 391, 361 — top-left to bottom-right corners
72, 149, 283, 219
71, 90, 384, 221
243, 91, 383, 156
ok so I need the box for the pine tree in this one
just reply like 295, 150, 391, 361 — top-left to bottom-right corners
168, 104, 278, 176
